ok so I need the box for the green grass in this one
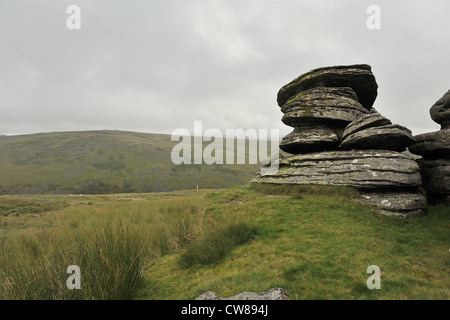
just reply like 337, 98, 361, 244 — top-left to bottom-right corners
0, 185, 448, 300
143, 184, 449, 300
0, 130, 261, 194
1, 218, 144, 300
179, 208, 258, 267
0, 191, 206, 299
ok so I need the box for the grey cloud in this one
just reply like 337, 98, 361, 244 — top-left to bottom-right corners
0, 0, 449, 136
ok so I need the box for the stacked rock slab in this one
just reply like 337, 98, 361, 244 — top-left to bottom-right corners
409, 90, 450, 204
278, 65, 376, 154
253, 64, 427, 217
340, 112, 415, 152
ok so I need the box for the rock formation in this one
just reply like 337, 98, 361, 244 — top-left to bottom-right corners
195, 288, 289, 300
409, 90, 450, 204
254, 64, 427, 217
430, 90, 450, 129
277, 64, 378, 109
256, 150, 421, 189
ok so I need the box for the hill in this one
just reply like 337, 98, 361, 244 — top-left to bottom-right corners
0, 130, 262, 195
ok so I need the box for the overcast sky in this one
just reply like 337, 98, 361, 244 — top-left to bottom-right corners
1, 0, 449, 137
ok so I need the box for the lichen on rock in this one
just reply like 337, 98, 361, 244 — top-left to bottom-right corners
254, 64, 428, 216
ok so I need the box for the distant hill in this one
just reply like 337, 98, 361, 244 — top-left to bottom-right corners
0, 130, 263, 194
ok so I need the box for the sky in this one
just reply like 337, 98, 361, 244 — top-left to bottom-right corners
1, 0, 449, 138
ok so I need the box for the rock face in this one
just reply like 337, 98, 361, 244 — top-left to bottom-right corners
340, 124, 415, 152
409, 90, 450, 204
281, 86, 369, 126
280, 125, 342, 154
195, 288, 289, 300
278, 85, 368, 154
359, 191, 427, 218
277, 64, 378, 109
341, 112, 391, 140
254, 64, 427, 217
339, 109, 415, 152
416, 159, 450, 195
254, 150, 421, 189
409, 129, 450, 158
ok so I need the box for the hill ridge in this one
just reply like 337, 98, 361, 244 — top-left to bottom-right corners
0, 130, 260, 195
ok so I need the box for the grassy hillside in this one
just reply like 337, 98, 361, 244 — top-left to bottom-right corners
0, 185, 448, 300
0, 130, 262, 195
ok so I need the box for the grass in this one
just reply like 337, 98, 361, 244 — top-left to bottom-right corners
0, 185, 448, 300
1, 218, 144, 299
0, 191, 206, 299
179, 207, 258, 267
143, 184, 449, 300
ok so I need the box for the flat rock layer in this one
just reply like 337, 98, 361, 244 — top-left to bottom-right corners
342, 112, 392, 140
339, 124, 415, 152
277, 64, 378, 109
196, 288, 289, 300
409, 129, 450, 158
281, 87, 368, 126
416, 158, 450, 195
279, 125, 341, 154
359, 191, 427, 218
253, 150, 422, 189
430, 89, 450, 128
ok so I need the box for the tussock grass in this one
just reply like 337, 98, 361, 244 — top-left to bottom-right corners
0, 194, 203, 299
0, 219, 144, 299
179, 209, 258, 267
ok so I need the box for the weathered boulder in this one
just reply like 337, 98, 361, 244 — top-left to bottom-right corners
409, 129, 450, 158
253, 150, 422, 190
277, 64, 378, 109
279, 125, 342, 154
281, 87, 369, 127
257, 63, 428, 216
359, 191, 427, 218
416, 158, 450, 195
339, 124, 415, 152
195, 288, 289, 300
342, 112, 391, 140
409, 90, 450, 204
430, 89, 450, 129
